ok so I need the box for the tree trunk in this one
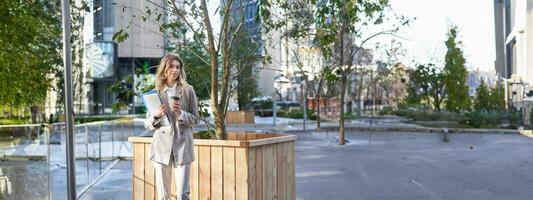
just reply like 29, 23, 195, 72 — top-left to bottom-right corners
316, 79, 323, 131
213, 109, 227, 140
357, 67, 364, 116
339, 72, 347, 145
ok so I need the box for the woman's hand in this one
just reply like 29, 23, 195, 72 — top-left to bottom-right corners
154, 105, 166, 118
171, 100, 181, 116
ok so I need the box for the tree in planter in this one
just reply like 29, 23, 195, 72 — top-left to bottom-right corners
443, 26, 470, 112
260, 0, 411, 144
473, 79, 490, 111
112, 0, 266, 139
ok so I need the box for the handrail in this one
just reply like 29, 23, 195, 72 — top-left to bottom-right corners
0, 118, 136, 129
0, 124, 41, 128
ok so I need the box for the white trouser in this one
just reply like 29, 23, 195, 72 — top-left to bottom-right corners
152, 161, 191, 200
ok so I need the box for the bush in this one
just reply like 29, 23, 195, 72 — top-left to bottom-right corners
344, 112, 358, 120
74, 115, 129, 123
458, 110, 521, 129
253, 99, 273, 110
0, 118, 29, 125
393, 109, 460, 122
276, 108, 316, 120
378, 106, 394, 115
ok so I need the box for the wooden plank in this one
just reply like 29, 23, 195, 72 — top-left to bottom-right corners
194, 139, 246, 147
199, 146, 211, 200
228, 132, 237, 140
248, 135, 297, 147
263, 144, 277, 200
235, 148, 248, 200
238, 133, 247, 141
211, 147, 223, 200
246, 133, 257, 140
223, 147, 236, 200
144, 144, 155, 200
191, 146, 199, 200
287, 142, 295, 200
271, 144, 279, 200
247, 147, 256, 199
255, 146, 263, 200
277, 142, 288, 200
133, 143, 145, 200
134, 178, 145, 200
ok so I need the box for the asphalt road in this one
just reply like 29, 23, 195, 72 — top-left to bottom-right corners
294, 131, 533, 200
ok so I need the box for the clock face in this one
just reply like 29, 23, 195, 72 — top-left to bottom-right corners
87, 42, 115, 78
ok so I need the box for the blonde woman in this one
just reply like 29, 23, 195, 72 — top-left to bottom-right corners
144, 53, 199, 200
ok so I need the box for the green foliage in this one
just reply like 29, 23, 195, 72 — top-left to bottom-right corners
74, 115, 129, 124
194, 130, 213, 139
378, 106, 394, 115
407, 63, 445, 111
232, 28, 261, 110
443, 26, 470, 112
489, 84, 506, 110
394, 109, 459, 122
178, 41, 211, 101
276, 109, 317, 120
0, 118, 30, 125
112, 29, 129, 43
473, 79, 490, 111
394, 108, 521, 129
0, 1, 61, 112
254, 99, 273, 110
459, 110, 521, 129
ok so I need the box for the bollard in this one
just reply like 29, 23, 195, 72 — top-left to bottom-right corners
442, 128, 450, 142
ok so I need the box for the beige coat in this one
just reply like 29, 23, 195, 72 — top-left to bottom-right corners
144, 84, 199, 165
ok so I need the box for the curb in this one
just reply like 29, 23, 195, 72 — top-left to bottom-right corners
280, 126, 529, 135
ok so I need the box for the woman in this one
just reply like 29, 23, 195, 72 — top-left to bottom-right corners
144, 53, 199, 200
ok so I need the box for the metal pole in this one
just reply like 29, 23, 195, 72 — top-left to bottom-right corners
60, 0, 76, 199
273, 101, 277, 127
99, 124, 102, 174
303, 83, 307, 132
85, 124, 89, 185
111, 122, 115, 158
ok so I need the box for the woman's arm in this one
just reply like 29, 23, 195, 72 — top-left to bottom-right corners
178, 86, 199, 127
144, 105, 166, 130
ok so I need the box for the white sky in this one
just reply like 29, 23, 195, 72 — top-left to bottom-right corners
383, 0, 496, 71
207, 0, 496, 72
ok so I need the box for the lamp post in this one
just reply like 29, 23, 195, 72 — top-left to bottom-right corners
60, 0, 76, 199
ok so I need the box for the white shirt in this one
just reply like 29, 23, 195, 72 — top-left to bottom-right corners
162, 82, 185, 120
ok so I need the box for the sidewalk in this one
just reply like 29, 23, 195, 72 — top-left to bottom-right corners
80, 130, 533, 200
222, 115, 530, 135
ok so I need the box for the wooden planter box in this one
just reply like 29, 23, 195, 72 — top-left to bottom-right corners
226, 111, 255, 124
128, 132, 296, 200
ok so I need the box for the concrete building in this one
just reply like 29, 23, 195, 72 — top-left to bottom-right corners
45, 0, 166, 116
494, 0, 533, 107
228, 0, 324, 104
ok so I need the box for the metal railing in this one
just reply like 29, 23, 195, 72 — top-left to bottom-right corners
0, 118, 145, 200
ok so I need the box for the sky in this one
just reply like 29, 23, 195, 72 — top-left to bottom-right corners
383, 0, 496, 72
206, 0, 497, 72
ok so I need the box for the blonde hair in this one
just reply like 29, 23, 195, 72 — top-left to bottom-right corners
155, 53, 187, 91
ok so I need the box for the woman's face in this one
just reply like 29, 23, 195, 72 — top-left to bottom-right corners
165, 60, 181, 82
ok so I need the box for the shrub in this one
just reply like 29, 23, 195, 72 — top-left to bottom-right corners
276, 108, 316, 120
378, 106, 394, 115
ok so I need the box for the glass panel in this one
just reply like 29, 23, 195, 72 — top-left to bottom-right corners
0, 125, 50, 199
